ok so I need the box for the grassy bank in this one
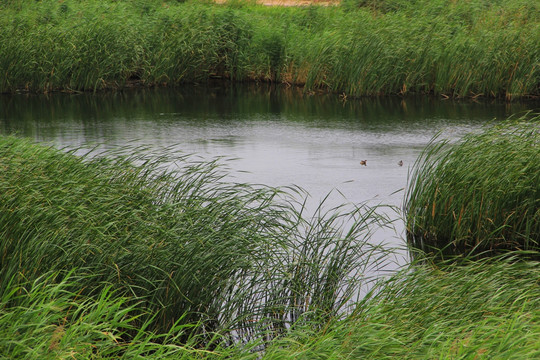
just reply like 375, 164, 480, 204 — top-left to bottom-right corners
262, 256, 540, 359
2, 255, 539, 358
405, 115, 540, 258
1, 0, 539, 99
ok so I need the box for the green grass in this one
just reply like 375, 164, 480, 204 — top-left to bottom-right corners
1, 0, 539, 98
260, 254, 540, 359
1, 131, 539, 358
2, 256, 538, 359
0, 271, 243, 359
0, 135, 388, 344
405, 115, 540, 258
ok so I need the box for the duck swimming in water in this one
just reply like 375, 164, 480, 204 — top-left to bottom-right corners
360, 160, 367, 166
398, 160, 403, 166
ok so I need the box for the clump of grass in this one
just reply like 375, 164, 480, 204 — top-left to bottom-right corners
404, 115, 540, 259
0, 135, 388, 345
260, 254, 540, 359
0, 271, 240, 359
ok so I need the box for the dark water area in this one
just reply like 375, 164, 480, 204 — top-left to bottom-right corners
1, 85, 538, 269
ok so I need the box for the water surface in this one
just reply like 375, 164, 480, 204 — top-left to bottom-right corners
1, 85, 536, 268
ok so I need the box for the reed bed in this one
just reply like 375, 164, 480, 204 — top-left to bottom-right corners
260, 254, 540, 359
0, 271, 230, 359
0, 135, 388, 345
405, 115, 540, 258
4, 254, 539, 359
1, 0, 539, 99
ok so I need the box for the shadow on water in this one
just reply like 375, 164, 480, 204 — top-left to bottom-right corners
1, 84, 537, 136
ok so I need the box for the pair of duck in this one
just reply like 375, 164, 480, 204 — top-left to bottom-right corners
360, 160, 403, 166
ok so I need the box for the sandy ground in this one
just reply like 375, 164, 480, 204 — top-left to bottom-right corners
215, 0, 340, 6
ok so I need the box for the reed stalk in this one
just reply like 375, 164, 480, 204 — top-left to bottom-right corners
404, 115, 540, 259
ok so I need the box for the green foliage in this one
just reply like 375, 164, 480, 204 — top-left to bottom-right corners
261, 255, 540, 359
0, 135, 387, 344
259, 31, 285, 81
405, 115, 540, 258
341, 0, 417, 13
1, 122, 540, 357
0, 271, 233, 359
0, 0, 538, 98
3, 253, 539, 358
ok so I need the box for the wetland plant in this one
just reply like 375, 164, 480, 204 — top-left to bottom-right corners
0, 0, 539, 99
0, 135, 389, 345
1, 125, 539, 357
405, 115, 540, 259
261, 254, 540, 359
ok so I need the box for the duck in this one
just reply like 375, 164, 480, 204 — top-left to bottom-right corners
360, 160, 367, 166
398, 160, 403, 166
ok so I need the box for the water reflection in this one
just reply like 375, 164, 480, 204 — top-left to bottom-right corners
1, 84, 534, 134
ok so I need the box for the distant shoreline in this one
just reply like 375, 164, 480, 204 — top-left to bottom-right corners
1, 0, 538, 100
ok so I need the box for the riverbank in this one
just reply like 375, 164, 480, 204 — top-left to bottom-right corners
1, 0, 539, 99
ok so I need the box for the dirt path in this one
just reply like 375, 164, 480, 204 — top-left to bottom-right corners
215, 0, 340, 6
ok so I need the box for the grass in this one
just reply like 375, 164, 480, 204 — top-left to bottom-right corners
1, 0, 539, 98
0, 135, 389, 344
2, 255, 538, 359
0, 129, 539, 358
405, 114, 540, 258
260, 254, 540, 359
0, 271, 243, 359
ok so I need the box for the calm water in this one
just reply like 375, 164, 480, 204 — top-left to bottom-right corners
1, 85, 537, 268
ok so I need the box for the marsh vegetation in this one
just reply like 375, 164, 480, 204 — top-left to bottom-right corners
0, 135, 390, 353
1, 0, 539, 99
1, 0, 539, 358
406, 115, 540, 258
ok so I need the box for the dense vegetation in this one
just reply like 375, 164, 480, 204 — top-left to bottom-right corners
262, 256, 540, 359
2, 255, 539, 359
405, 115, 540, 258
1, 117, 539, 358
1, 0, 539, 99
0, 135, 389, 355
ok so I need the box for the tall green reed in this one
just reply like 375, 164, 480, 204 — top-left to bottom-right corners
405, 115, 540, 259
1, 0, 538, 99
261, 254, 540, 359
0, 135, 389, 344
0, 271, 237, 359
